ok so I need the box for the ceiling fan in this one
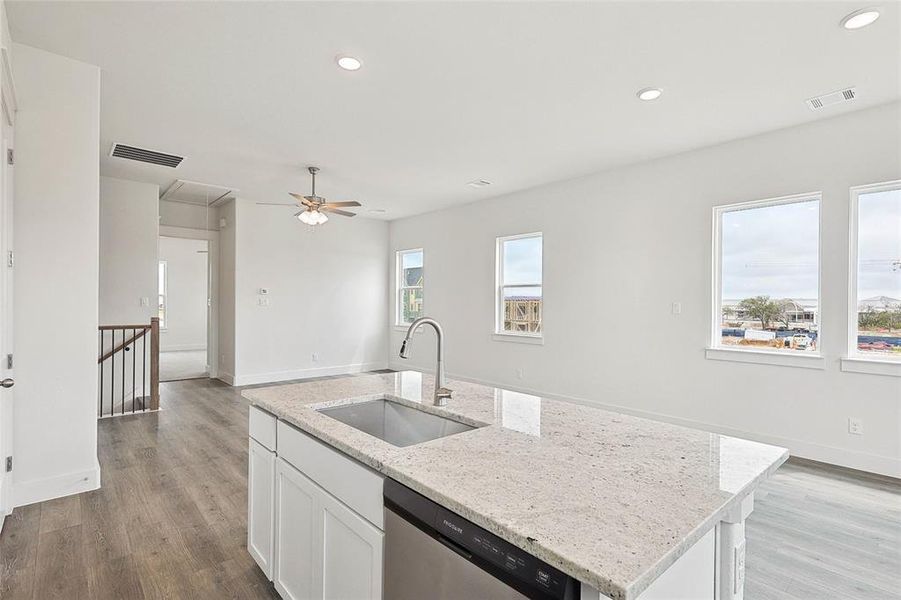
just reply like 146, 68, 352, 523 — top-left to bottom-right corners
257, 166, 361, 225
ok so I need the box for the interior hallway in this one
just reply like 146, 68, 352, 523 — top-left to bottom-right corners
159, 350, 208, 382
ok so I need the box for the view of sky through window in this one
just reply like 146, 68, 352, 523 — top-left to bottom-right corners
503, 235, 542, 294
858, 189, 901, 300
721, 199, 819, 300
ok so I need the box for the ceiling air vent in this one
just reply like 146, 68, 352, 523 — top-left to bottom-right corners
806, 87, 856, 111
467, 179, 491, 188
109, 143, 184, 168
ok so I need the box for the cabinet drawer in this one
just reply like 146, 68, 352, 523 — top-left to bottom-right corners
277, 420, 384, 529
250, 406, 277, 450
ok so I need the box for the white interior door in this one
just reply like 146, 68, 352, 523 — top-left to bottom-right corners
0, 83, 15, 525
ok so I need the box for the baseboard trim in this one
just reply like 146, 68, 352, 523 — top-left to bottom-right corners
12, 459, 101, 508
217, 371, 235, 386
387, 363, 901, 479
234, 361, 389, 387
160, 344, 207, 352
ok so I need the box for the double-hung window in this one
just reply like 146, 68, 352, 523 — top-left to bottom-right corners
712, 193, 821, 357
848, 181, 901, 364
396, 249, 424, 325
496, 233, 543, 337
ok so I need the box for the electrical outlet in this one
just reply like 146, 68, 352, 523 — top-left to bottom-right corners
140, 297, 150, 307
848, 417, 863, 435
257, 297, 270, 306
311, 353, 319, 363
671, 302, 682, 315
515, 368, 524, 379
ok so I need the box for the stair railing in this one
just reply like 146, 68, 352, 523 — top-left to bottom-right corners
97, 317, 159, 417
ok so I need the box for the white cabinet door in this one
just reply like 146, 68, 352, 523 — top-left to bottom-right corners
248, 438, 275, 579
317, 488, 384, 600
274, 458, 319, 600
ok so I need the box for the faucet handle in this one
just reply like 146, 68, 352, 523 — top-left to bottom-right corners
434, 387, 453, 406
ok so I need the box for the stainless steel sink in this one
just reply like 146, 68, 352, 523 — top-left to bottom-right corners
317, 398, 476, 447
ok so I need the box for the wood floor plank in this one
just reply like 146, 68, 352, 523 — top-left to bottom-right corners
0, 372, 897, 600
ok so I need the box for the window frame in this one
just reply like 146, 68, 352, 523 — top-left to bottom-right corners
158, 259, 168, 330
495, 232, 543, 340
708, 192, 824, 367
844, 180, 901, 375
395, 248, 424, 327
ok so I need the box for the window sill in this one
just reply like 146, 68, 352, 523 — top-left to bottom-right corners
705, 347, 824, 369
492, 333, 544, 345
394, 325, 423, 334
841, 356, 901, 377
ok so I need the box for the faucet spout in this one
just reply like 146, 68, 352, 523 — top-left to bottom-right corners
398, 317, 451, 405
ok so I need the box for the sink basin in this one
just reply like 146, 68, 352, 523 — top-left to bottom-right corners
317, 398, 476, 447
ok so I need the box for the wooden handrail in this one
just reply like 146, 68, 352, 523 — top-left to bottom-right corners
98, 326, 149, 364
99, 324, 154, 331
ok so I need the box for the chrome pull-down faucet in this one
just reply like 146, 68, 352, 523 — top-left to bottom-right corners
399, 317, 453, 406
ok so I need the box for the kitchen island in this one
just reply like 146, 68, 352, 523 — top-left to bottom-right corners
243, 371, 787, 600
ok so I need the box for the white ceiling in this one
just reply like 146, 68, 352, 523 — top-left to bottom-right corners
7, 1, 900, 220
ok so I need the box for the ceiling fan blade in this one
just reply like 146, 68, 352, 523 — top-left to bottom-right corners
320, 207, 356, 217
257, 202, 296, 206
321, 201, 361, 208
288, 193, 315, 206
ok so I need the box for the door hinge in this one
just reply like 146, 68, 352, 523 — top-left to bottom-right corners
6, 149, 12, 165
6, 354, 12, 369
6, 251, 13, 268
5, 456, 11, 473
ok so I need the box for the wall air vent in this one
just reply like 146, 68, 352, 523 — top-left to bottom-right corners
109, 143, 184, 168
805, 87, 856, 111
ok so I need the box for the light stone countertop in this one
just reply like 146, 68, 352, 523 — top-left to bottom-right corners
243, 371, 788, 600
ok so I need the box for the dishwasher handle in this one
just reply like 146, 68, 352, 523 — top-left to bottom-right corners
436, 533, 473, 561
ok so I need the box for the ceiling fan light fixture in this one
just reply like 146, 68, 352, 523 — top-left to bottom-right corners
336, 55, 363, 71
298, 209, 328, 225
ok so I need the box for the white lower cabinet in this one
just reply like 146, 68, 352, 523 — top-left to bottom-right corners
248, 438, 276, 579
274, 457, 318, 600
272, 456, 384, 600
318, 486, 383, 599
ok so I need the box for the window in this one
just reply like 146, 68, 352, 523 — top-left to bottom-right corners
850, 181, 901, 361
713, 193, 820, 355
396, 249, 423, 325
496, 233, 542, 336
158, 260, 168, 329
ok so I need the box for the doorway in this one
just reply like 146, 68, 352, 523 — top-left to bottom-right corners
158, 235, 210, 382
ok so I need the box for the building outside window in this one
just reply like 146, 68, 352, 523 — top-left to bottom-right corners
497, 233, 542, 336
850, 182, 901, 359
714, 194, 820, 353
397, 249, 423, 325
158, 260, 168, 329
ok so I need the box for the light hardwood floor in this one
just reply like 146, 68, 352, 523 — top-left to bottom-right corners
1, 376, 899, 599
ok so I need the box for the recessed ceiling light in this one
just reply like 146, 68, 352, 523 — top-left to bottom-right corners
336, 55, 362, 71
368, 208, 387, 214
841, 8, 880, 30
637, 87, 663, 101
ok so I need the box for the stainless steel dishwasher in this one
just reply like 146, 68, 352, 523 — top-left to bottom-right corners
383, 479, 580, 600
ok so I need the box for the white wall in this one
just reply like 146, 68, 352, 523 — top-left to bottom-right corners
389, 102, 901, 477
159, 199, 218, 231
12, 43, 101, 505
232, 200, 389, 385
99, 176, 158, 324
217, 200, 236, 382
159, 236, 208, 352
